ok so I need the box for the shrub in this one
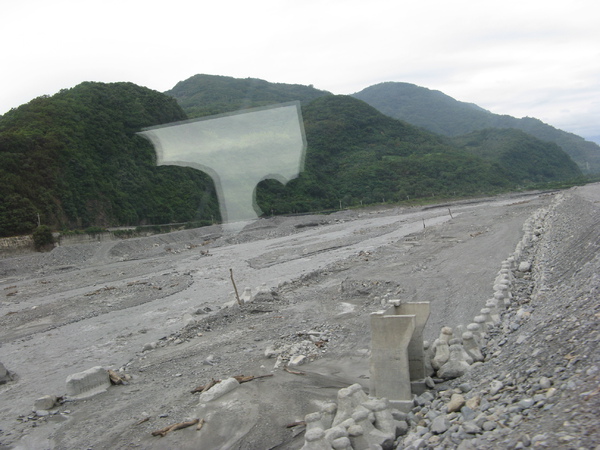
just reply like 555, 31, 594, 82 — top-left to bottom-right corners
32, 225, 55, 251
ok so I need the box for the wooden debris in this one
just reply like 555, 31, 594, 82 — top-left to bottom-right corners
135, 417, 150, 426
230, 268, 242, 306
151, 418, 199, 437
196, 418, 206, 431
286, 420, 306, 428
234, 374, 273, 384
108, 369, 125, 385
191, 378, 219, 394
283, 366, 305, 376
191, 374, 273, 393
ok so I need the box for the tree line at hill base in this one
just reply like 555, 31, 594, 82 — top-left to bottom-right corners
0, 76, 590, 238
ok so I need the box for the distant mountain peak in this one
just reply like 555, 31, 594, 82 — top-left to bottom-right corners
353, 81, 600, 174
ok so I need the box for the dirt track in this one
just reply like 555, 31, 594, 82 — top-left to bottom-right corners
0, 185, 598, 449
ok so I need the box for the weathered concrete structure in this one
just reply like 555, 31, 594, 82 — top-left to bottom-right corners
369, 301, 430, 410
66, 366, 110, 399
384, 301, 431, 381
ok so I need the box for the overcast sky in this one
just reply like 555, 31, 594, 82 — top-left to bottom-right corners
2, 0, 599, 140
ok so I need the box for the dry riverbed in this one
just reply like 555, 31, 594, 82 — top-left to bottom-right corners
0, 185, 598, 449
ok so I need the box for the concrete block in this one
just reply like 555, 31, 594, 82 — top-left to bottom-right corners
385, 302, 430, 380
34, 395, 57, 411
66, 366, 111, 399
369, 311, 415, 402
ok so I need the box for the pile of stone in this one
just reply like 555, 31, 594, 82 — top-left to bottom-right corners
301, 383, 407, 450
398, 375, 558, 449
392, 203, 560, 449
264, 329, 331, 369
424, 204, 550, 383
320, 199, 562, 449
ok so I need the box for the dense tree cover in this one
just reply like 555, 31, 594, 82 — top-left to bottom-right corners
452, 128, 582, 184
255, 96, 523, 214
165, 74, 331, 118
0, 82, 220, 237
0, 78, 585, 238
353, 82, 600, 174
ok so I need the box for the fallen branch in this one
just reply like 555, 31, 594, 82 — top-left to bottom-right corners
151, 418, 200, 437
135, 417, 150, 426
229, 268, 242, 306
284, 366, 305, 376
235, 373, 274, 384
191, 374, 273, 393
286, 420, 306, 428
196, 418, 206, 431
108, 369, 128, 385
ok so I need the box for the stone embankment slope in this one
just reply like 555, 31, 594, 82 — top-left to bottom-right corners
394, 185, 600, 449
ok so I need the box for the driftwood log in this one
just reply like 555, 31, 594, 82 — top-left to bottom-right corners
151, 418, 200, 437
283, 366, 305, 375
107, 369, 129, 385
191, 374, 273, 394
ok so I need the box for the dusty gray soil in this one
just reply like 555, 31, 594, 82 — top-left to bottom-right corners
0, 185, 598, 449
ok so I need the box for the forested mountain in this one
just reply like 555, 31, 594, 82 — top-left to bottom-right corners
0, 82, 220, 237
254, 96, 581, 214
451, 128, 581, 183
352, 82, 600, 174
0, 77, 584, 238
165, 74, 331, 118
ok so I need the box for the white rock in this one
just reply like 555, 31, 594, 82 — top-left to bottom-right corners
198, 377, 239, 402
34, 395, 57, 411
518, 261, 531, 272
288, 355, 307, 367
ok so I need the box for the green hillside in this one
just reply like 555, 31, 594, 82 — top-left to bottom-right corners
0, 82, 219, 237
255, 95, 513, 214
255, 96, 581, 214
452, 128, 582, 184
165, 74, 331, 118
352, 82, 600, 174
0, 78, 584, 238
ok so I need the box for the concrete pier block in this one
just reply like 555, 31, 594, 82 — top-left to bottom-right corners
438, 326, 453, 344
423, 341, 435, 377
347, 424, 371, 450
466, 323, 482, 342
66, 366, 110, 399
462, 331, 484, 362
493, 291, 506, 308
385, 302, 430, 380
324, 426, 348, 445
485, 299, 501, 323
450, 337, 473, 365
351, 408, 392, 448
474, 315, 488, 334
438, 342, 471, 379
332, 383, 368, 426
431, 339, 450, 371
305, 411, 324, 432
301, 428, 330, 450
369, 311, 416, 403
321, 402, 338, 430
